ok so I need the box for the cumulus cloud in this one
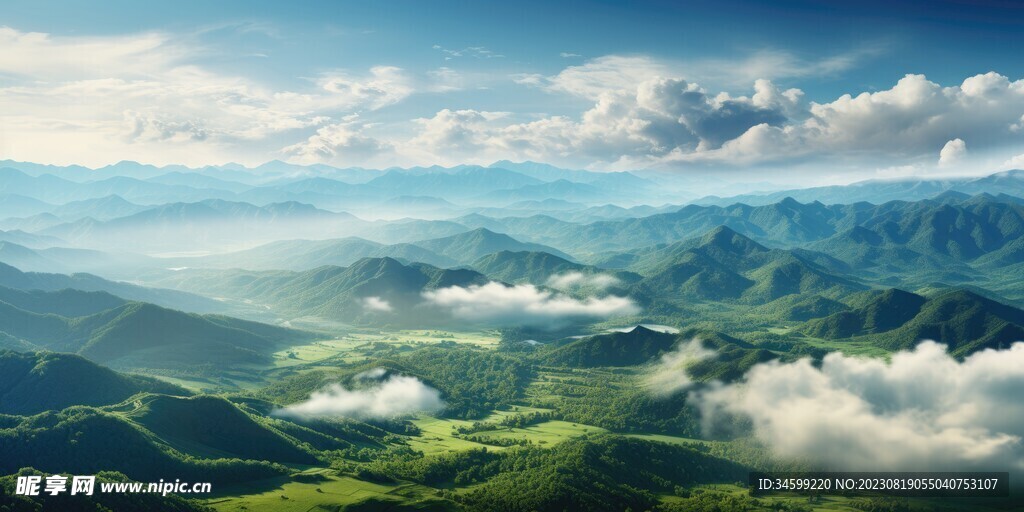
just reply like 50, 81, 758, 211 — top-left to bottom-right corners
0, 26, 437, 167
282, 117, 394, 165
396, 70, 1024, 170
360, 296, 393, 313
646, 339, 716, 397
938, 138, 967, 166
422, 281, 639, 326
696, 341, 1024, 471
1005, 153, 1024, 169
275, 374, 445, 419
545, 271, 621, 290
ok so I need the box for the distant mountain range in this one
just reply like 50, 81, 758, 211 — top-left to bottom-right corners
696, 169, 1024, 206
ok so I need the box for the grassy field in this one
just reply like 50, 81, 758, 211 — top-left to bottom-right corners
207, 469, 440, 512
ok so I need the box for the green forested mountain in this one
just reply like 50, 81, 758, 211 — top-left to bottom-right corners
630, 226, 864, 304
471, 250, 639, 286
863, 289, 1024, 356
0, 285, 126, 317
0, 299, 312, 369
0, 262, 227, 314
542, 326, 678, 367
675, 329, 778, 382
472, 250, 587, 284
0, 351, 187, 415
802, 288, 927, 338
805, 198, 1024, 272
412, 228, 576, 264
127, 394, 318, 464
802, 288, 1024, 356
451, 194, 1024, 262
0, 406, 286, 484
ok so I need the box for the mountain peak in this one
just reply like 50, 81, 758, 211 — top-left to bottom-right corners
699, 225, 766, 254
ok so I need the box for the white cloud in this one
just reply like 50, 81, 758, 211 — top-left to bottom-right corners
317, 66, 414, 110
532, 50, 872, 100
417, 70, 1023, 170
0, 26, 429, 167
546, 271, 621, 290
696, 341, 1024, 471
432, 45, 503, 60
422, 281, 639, 326
646, 339, 716, 397
0, 26, 180, 79
1, 23, 1020, 172
360, 296, 394, 313
274, 374, 445, 419
399, 77, 798, 166
545, 55, 675, 100
939, 138, 967, 167
1005, 153, 1024, 169
354, 367, 388, 380
282, 118, 394, 165
559, 52, 582, 58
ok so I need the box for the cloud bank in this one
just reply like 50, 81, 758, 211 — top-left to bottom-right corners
275, 373, 444, 419
696, 341, 1024, 471
422, 281, 639, 326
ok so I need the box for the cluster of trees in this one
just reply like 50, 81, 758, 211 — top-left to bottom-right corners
388, 347, 534, 419
530, 371, 701, 435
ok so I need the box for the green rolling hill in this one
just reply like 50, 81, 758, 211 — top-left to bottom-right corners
127, 394, 318, 464
0, 350, 187, 415
0, 298, 313, 369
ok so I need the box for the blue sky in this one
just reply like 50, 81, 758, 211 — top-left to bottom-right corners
0, 0, 1022, 181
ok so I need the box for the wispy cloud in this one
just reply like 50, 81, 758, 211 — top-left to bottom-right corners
432, 44, 504, 60
545, 272, 621, 290
646, 339, 716, 396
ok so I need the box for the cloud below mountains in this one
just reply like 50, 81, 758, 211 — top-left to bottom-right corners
275, 372, 444, 419
696, 341, 1024, 471
422, 281, 639, 326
